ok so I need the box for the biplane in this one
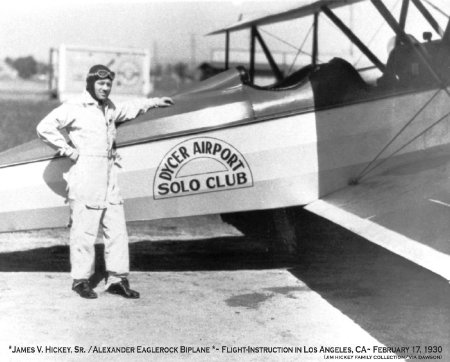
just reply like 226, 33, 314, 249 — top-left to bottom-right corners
0, 0, 449, 280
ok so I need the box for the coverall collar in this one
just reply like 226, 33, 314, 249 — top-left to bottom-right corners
81, 90, 113, 108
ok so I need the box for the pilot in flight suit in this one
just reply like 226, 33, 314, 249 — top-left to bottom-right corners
37, 64, 173, 299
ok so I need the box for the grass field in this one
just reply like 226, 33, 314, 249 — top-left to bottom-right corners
0, 79, 57, 152
0, 95, 59, 152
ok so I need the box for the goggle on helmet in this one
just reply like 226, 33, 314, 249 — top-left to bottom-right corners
87, 69, 115, 80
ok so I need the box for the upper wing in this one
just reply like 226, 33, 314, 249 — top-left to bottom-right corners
305, 143, 450, 281
208, 0, 366, 35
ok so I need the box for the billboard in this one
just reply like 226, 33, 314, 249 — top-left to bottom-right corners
50, 44, 152, 101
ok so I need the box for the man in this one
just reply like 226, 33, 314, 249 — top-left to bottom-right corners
37, 64, 173, 299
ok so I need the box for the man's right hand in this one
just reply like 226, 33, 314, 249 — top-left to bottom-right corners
156, 97, 174, 107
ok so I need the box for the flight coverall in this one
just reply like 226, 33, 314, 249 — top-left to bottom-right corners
37, 91, 161, 283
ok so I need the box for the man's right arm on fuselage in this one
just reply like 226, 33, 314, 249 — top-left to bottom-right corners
36, 105, 78, 160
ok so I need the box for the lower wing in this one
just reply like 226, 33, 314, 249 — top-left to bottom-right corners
305, 144, 450, 281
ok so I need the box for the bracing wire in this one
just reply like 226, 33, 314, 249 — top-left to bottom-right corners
352, 0, 450, 183
287, 24, 314, 75
357, 104, 450, 182
353, 88, 447, 183
423, 0, 450, 18
259, 28, 313, 57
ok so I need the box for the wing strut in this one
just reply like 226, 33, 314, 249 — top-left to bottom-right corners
312, 12, 319, 67
254, 28, 284, 81
249, 26, 256, 83
321, 6, 386, 72
399, 0, 410, 30
225, 31, 230, 70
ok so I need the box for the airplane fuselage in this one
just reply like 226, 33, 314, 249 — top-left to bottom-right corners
0, 69, 448, 232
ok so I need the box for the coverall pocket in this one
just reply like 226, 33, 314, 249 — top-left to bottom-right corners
71, 203, 102, 237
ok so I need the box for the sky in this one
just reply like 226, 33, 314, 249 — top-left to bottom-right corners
0, 0, 449, 67
0, 0, 299, 63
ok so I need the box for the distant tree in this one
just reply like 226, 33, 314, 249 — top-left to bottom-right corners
4, 57, 14, 67
151, 63, 163, 77
9, 56, 38, 79
36, 60, 50, 75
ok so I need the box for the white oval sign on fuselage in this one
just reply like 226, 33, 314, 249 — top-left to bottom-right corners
153, 137, 253, 200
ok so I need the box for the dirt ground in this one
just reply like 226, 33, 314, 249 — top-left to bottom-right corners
0, 209, 448, 362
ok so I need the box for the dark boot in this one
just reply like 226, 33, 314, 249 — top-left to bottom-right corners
106, 278, 140, 299
72, 280, 97, 299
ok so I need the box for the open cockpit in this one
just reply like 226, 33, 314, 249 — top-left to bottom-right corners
209, 0, 450, 109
